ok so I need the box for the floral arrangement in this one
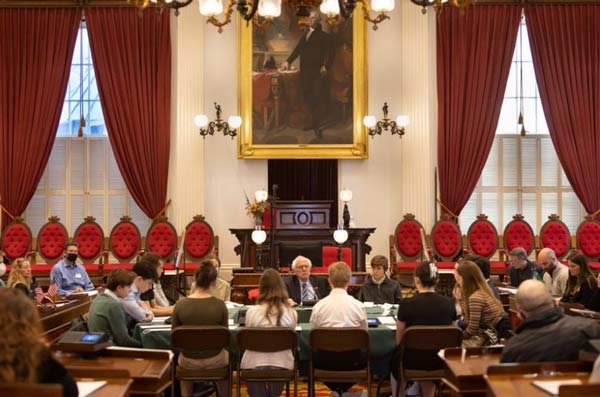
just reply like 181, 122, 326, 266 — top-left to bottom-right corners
244, 191, 270, 222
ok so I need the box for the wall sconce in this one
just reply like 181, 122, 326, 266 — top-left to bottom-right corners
251, 225, 268, 271
333, 225, 349, 261
339, 188, 353, 229
194, 102, 242, 139
363, 102, 409, 139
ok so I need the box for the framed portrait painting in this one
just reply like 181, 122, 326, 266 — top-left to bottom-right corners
237, 3, 368, 159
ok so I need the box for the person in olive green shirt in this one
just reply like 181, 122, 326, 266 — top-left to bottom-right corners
88, 269, 142, 348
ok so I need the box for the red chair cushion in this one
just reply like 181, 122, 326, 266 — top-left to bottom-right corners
490, 261, 507, 274
185, 222, 213, 259
432, 221, 461, 259
578, 222, 600, 259
147, 223, 176, 258
110, 223, 140, 261
102, 263, 134, 272
321, 246, 352, 270
248, 288, 259, 301
541, 222, 570, 259
504, 222, 534, 253
75, 224, 103, 261
38, 224, 67, 261
396, 261, 457, 272
2, 223, 31, 260
30, 264, 54, 277
395, 221, 423, 258
83, 264, 101, 274
468, 221, 497, 258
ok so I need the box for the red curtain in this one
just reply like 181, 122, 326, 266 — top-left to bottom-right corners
0, 8, 80, 230
437, 6, 521, 216
85, 8, 171, 219
525, 5, 600, 215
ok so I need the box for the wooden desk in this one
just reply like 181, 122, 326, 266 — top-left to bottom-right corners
441, 347, 502, 396
485, 373, 589, 397
58, 348, 171, 397
231, 272, 368, 303
40, 298, 92, 343
76, 378, 132, 397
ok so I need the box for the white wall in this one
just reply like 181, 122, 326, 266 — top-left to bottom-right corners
168, 3, 437, 271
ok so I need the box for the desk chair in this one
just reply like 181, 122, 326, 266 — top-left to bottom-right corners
396, 326, 463, 397
0, 384, 62, 397
171, 326, 231, 397
309, 328, 370, 397
236, 328, 298, 397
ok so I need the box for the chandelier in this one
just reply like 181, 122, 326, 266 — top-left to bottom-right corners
410, 0, 475, 14
133, 0, 395, 31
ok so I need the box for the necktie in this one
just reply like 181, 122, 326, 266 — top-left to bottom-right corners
302, 282, 310, 302
306, 29, 313, 41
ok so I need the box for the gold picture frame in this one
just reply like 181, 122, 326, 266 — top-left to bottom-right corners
237, 5, 368, 159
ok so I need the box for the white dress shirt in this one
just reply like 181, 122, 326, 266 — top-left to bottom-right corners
310, 288, 367, 329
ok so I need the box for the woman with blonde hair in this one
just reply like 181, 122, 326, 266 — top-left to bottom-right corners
0, 288, 77, 396
454, 260, 504, 347
241, 269, 298, 397
7, 257, 41, 298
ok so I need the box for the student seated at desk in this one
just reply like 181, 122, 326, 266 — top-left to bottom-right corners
139, 253, 174, 315
88, 269, 142, 347
50, 242, 95, 296
121, 260, 155, 325
561, 253, 599, 310
7, 257, 43, 299
358, 255, 402, 304
172, 261, 229, 397
0, 288, 78, 397
241, 269, 297, 397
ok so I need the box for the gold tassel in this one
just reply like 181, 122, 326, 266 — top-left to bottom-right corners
518, 111, 523, 125
77, 115, 86, 138
520, 124, 526, 137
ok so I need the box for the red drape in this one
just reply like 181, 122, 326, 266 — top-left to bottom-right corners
525, 5, 600, 215
0, 8, 80, 230
85, 8, 171, 219
437, 6, 521, 216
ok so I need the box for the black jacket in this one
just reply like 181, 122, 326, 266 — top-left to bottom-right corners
501, 307, 600, 363
284, 275, 330, 305
358, 276, 402, 304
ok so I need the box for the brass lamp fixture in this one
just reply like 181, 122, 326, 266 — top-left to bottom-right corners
410, 0, 475, 14
194, 102, 242, 139
363, 102, 409, 138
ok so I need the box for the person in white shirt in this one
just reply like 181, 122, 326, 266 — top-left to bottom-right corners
241, 269, 298, 397
538, 248, 569, 297
310, 261, 367, 397
120, 261, 154, 325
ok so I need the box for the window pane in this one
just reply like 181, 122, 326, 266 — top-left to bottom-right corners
502, 192, 518, 231
541, 193, 558, 222
482, 140, 498, 186
460, 194, 478, 233
522, 98, 536, 134
25, 195, 46, 237
562, 192, 582, 235
70, 195, 86, 234
48, 140, 67, 190
497, 98, 518, 134
522, 192, 537, 232
521, 138, 537, 187
70, 139, 85, 191
503, 138, 518, 186
541, 138, 559, 186
89, 140, 106, 191
482, 192, 499, 229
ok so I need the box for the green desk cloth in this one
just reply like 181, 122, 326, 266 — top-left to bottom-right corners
132, 305, 398, 376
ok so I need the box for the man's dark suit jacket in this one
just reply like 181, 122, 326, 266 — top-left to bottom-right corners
284, 275, 331, 305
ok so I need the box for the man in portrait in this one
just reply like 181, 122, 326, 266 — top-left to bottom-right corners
280, 10, 334, 138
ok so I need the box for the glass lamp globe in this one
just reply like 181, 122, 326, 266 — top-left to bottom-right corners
333, 228, 349, 245
251, 228, 267, 245
339, 189, 353, 203
255, 189, 268, 203
194, 114, 209, 128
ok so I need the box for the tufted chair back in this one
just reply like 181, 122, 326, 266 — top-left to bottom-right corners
503, 214, 535, 256
540, 214, 571, 260
146, 216, 177, 261
1, 217, 32, 261
73, 216, 105, 263
321, 246, 353, 272
467, 214, 498, 259
109, 215, 142, 263
184, 215, 215, 261
576, 216, 600, 261
393, 213, 426, 262
431, 215, 462, 262
37, 216, 68, 264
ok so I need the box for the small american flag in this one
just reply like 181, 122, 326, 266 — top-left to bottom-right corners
35, 291, 44, 303
47, 283, 58, 298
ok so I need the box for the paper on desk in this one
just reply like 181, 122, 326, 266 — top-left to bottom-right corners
385, 325, 397, 331
139, 324, 172, 329
77, 381, 106, 397
532, 379, 582, 395
295, 326, 302, 331
378, 317, 396, 325
226, 302, 243, 309
229, 325, 238, 330
153, 316, 170, 323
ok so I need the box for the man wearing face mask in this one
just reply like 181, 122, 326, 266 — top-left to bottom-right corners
50, 242, 95, 296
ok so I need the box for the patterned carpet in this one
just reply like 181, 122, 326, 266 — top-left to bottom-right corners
230, 379, 388, 397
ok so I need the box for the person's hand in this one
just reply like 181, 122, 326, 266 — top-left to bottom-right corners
287, 298, 297, 307
34, 287, 43, 295
146, 311, 155, 322
279, 61, 289, 71
320, 65, 327, 75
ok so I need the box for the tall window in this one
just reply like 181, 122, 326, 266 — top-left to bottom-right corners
459, 17, 584, 235
24, 23, 150, 236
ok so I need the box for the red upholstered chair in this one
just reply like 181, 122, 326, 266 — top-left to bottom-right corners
466, 214, 505, 275
502, 214, 535, 258
146, 216, 178, 266
107, 215, 142, 271
182, 215, 217, 274
73, 216, 104, 276
319, 246, 352, 273
430, 215, 462, 265
391, 213, 426, 275
576, 216, 600, 270
539, 214, 571, 260
36, 216, 68, 266
1, 217, 32, 261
